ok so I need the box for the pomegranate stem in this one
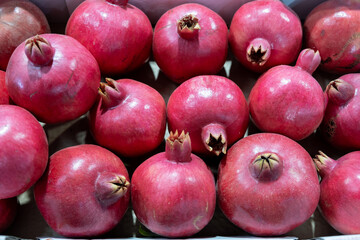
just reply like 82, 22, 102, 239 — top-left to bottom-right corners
246, 38, 271, 66
95, 172, 130, 206
24, 35, 55, 66
165, 130, 192, 162
99, 78, 126, 109
326, 79, 355, 105
295, 48, 321, 74
177, 14, 201, 40
313, 151, 337, 179
250, 153, 283, 181
201, 123, 227, 156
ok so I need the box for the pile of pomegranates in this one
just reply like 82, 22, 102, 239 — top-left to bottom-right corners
1, 0, 360, 238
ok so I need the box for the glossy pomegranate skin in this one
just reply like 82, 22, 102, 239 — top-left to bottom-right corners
152, 3, 228, 83
0, 70, 9, 104
218, 133, 320, 236
304, 0, 360, 74
131, 132, 216, 237
34, 144, 130, 237
0, 0, 50, 70
0, 197, 18, 233
320, 74, 360, 150
229, 0, 302, 73
315, 151, 360, 234
167, 75, 249, 156
0, 105, 48, 199
249, 49, 326, 141
89, 79, 166, 157
66, 0, 153, 76
6, 34, 101, 124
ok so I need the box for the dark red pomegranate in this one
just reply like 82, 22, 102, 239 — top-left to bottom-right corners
0, 70, 9, 104
131, 131, 216, 237
34, 144, 130, 237
229, 0, 303, 73
152, 3, 228, 83
314, 151, 360, 234
6, 34, 101, 124
320, 73, 360, 150
0, 0, 50, 70
0, 105, 48, 199
249, 48, 326, 141
66, 0, 153, 76
304, 0, 360, 74
0, 197, 17, 233
218, 133, 320, 236
167, 75, 249, 156
89, 78, 166, 157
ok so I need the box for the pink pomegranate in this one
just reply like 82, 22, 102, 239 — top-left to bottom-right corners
152, 3, 228, 83
34, 144, 130, 237
0, 0, 50, 70
0, 105, 48, 199
0, 70, 9, 104
314, 151, 360, 234
218, 133, 320, 236
167, 75, 249, 156
304, 0, 360, 74
89, 78, 166, 157
66, 0, 153, 76
320, 74, 360, 150
0, 197, 17, 233
229, 0, 303, 73
131, 131, 216, 237
249, 48, 326, 141
6, 34, 101, 124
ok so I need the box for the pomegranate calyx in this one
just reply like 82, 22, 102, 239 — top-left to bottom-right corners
99, 78, 126, 109
250, 153, 283, 181
201, 123, 227, 156
24, 35, 55, 66
313, 151, 337, 179
177, 14, 201, 40
105, 0, 128, 6
166, 130, 192, 162
95, 172, 130, 206
295, 48, 321, 75
246, 38, 271, 66
326, 79, 355, 105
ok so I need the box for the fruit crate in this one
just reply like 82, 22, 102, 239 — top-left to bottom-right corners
1, 0, 359, 239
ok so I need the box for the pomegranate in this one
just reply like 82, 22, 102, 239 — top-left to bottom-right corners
131, 131, 216, 237
34, 144, 130, 237
0, 197, 17, 233
0, 70, 9, 104
66, 0, 153, 76
248, 48, 326, 141
320, 74, 360, 150
0, 105, 48, 199
89, 78, 166, 157
229, 0, 302, 73
314, 151, 360, 234
304, 0, 360, 74
6, 34, 101, 124
152, 3, 228, 83
0, 0, 50, 70
218, 133, 320, 236
167, 75, 249, 156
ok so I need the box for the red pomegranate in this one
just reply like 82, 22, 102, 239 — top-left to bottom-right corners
131, 131, 216, 237
0, 105, 48, 199
66, 0, 153, 75
167, 75, 249, 156
34, 144, 130, 237
249, 48, 326, 141
320, 73, 360, 150
218, 133, 320, 236
152, 3, 228, 83
6, 34, 101, 124
0, 197, 17, 233
229, 0, 303, 73
0, 0, 50, 70
304, 0, 360, 74
314, 151, 360, 234
89, 78, 166, 157
0, 70, 9, 104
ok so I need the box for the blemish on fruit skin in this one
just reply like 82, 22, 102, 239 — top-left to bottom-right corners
193, 215, 203, 230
